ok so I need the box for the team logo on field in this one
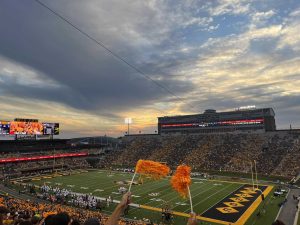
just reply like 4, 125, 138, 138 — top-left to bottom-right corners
240, 190, 256, 194
241, 188, 257, 194
229, 197, 249, 202
223, 201, 244, 207
235, 193, 253, 198
201, 185, 270, 223
216, 207, 239, 213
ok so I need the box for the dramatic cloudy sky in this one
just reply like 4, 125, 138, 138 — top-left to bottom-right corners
0, 0, 299, 138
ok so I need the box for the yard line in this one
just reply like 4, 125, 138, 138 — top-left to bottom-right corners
129, 181, 212, 213
34, 171, 130, 196
199, 183, 244, 215
183, 183, 236, 213
129, 179, 169, 196
171, 182, 222, 211
36, 170, 167, 197
80, 177, 138, 195
143, 180, 211, 206
129, 180, 173, 204
105, 174, 182, 204
52, 171, 131, 192
88, 171, 169, 194
88, 172, 170, 201
164, 185, 215, 210
43, 171, 136, 197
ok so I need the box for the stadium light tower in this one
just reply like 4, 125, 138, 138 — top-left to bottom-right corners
125, 118, 132, 135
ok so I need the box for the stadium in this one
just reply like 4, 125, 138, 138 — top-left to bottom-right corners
1, 1, 300, 225
0, 107, 299, 225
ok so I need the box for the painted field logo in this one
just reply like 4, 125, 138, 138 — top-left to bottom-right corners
235, 193, 253, 198
229, 197, 249, 202
241, 189, 256, 194
223, 202, 244, 207
201, 184, 269, 224
216, 207, 238, 213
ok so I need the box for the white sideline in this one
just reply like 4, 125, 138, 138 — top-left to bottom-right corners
275, 189, 290, 221
293, 200, 300, 225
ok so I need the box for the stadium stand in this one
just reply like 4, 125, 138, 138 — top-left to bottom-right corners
0, 139, 109, 154
0, 194, 154, 225
0, 189, 197, 225
102, 131, 300, 178
0, 131, 298, 225
0, 157, 91, 179
1, 131, 299, 179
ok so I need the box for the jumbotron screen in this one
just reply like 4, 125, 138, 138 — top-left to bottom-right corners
9, 121, 44, 135
0, 121, 10, 135
42, 123, 59, 135
0, 120, 59, 135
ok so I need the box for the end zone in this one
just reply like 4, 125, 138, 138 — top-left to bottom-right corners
201, 184, 273, 224
140, 184, 273, 225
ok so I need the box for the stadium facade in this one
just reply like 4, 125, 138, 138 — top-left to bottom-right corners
158, 107, 276, 135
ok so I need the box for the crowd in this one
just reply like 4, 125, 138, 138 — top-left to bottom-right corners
103, 131, 300, 178
40, 184, 101, 210
0, 195, 112, 225
0, 193, 197, 225
1, 131, 299, 180
0, 158, 90, 179
0, 132, 298, 225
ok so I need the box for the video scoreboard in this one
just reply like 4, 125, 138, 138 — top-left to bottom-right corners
42, 123, 59, 135
0, 119, 59, 135
0, 121, 10, 135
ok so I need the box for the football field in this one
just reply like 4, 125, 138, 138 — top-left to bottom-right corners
25, 170, 276, 225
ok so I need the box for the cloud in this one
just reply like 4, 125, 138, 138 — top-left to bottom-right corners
208, 0, 250, 16
277, 8, 300, 51
0, 56, 61, 89
202, 24, 220, 31
0, 1, 198, 114
173, 18, 299, 129
0, 0, 300, 137
182, 17, 214, 28
251, 10, 276, 26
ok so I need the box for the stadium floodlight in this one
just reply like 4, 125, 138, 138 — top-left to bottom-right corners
125, 118, 132, 124
125, 118, 132, 135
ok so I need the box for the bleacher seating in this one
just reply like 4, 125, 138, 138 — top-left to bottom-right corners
102, 131, 300, 178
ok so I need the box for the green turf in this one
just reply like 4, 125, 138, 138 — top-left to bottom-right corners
23, 170, 281, 225
199, 170, 290, 182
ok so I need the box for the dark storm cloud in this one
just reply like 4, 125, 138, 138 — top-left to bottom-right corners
0, 0, 194, 112
1, 0, 300, 137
